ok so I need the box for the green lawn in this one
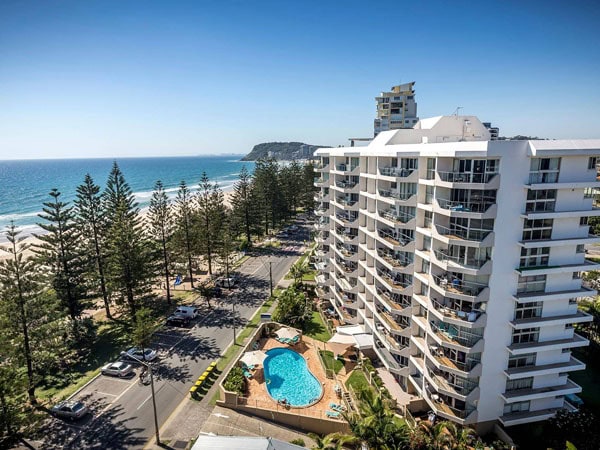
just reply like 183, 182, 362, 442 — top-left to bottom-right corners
345, 369, 371, 393
319, 350, 344, 374
303, 311, 331, 342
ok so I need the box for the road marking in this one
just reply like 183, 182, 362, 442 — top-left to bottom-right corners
94, 391, 118, 397
98, 377, 139, 415
136, 383, 165, 410
102, 376, 136, 384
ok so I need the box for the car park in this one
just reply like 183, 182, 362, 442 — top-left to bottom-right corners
166, 314, 190, 327
124, 347, 158, 362
51, 401, 90, 420
101, 361, 134, 377
173, 306, 199, 319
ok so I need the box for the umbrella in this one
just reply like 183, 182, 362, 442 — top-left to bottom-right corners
275, 327, 300, 340
240, 350, 267, 367
327, 333, 356, 355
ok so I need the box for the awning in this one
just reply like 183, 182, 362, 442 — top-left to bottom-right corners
327, 333, 357, 355
353, 333, 374, 350
336, 324, 365, 335
240, 351, 267, 367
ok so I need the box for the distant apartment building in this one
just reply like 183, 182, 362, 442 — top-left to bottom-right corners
374, 82, 419, 137
483, 122, 500, 140
313, 115, 599, 431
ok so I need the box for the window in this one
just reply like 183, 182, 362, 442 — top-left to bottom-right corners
522, 219, 553, 241
580, 217, 589, 226
506, 377, 534, 391
588, 157, 597, 170
508, 353, 536, 368
526, 189, 556, 212
512, 327, 540, 344
425, 185, 434, 205
576, 244, 585, 254
504, 401, 530, 414
520, 247, 550, 268
515, 302, 543, 320
400, 158, 418, 170
573, 272, 582, 279
423, 211, 433, 229
529, 158, 560, 184
426, 158, 436, 180
517, 275, 546, 293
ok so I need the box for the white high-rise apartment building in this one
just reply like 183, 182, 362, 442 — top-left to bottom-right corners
313, 115, 599, 431
374, 82, 419, 137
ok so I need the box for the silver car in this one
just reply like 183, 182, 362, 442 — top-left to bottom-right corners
124, 347, 158, 362
51, 401, 89, 420
101, 361, 133, 377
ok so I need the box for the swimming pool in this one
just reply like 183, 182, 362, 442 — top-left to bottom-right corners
263, 347, 323, 407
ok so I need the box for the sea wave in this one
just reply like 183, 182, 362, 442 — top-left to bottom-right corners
0, 210, 42, 223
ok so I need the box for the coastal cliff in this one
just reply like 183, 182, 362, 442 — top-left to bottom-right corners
241, 142, 329, 161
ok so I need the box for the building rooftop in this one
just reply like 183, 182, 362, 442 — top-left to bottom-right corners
192, 436, 305, 450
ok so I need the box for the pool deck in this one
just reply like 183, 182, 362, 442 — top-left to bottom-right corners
243, 336, 344, 420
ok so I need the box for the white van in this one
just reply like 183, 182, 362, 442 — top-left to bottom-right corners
173, 306, 199, 319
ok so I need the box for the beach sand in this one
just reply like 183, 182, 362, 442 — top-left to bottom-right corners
0, 191, 235, 262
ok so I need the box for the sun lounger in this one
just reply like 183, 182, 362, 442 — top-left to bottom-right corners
326, 410, 340, 418
243, 370, 253, 379
329, 402, 346, 412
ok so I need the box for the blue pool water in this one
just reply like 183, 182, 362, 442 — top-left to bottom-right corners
263, 347, 323, 407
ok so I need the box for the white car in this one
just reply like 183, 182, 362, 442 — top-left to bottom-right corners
101, 361, 134, 377
124, 347, 158, 362
173, 306, 199, 319
51, 401, 90, 420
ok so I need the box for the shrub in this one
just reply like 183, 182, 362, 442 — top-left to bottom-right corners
223, 366, 245, 395
289, 438, 305, 447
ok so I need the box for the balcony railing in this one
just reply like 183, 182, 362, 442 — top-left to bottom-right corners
431, 322, 483, 348
378, 190, 415, 201
337, 164, 359, 172
437, 198, 496, 213
432, 274, 488, 297
376, 307, 408, 331
380, 167, 415, 178
435, 224, 493, 242
431, 350, 481, 373
336, 213, 357, 223
377, 249, 413, 268
431, 299, 483, 323
335, 227, 358, 241
379, 209, 415, 224
336, 259, 357, 273
337, 245, 357, 257
438, 172, 497, 183
433, 249, 489, 268
429, 368, 479, 396
376, 287, 411, 310
377, 229, 414, 246
336, 197, 358, 206
529, 172, 559, 184
377, 268, 412, 289
336, 180, 357, 188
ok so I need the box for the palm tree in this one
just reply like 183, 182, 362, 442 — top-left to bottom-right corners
289, 261, 309, 287
308, 432, 357, 449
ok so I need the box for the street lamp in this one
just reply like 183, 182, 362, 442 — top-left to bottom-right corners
120, 351, 160, 445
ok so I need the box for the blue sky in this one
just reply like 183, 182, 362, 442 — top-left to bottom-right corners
1, 0, 599, 159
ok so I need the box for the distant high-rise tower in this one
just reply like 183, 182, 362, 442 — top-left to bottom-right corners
483, 122, 500, 140
374, 82, 418, 136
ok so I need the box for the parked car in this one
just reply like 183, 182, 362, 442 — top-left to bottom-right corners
215, 277, 236, 288
123, 347, 158, 362
166, 314, 190, 327
173, 306, 199, 319
101, 361, 134, 377
51, 401, 90, 420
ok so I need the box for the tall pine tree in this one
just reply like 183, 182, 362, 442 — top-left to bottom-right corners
103, 162, 152, 322
230, 165, 255, 245
75, 174, 111, 318
147, 180, 173, 304
173, 180, 197, 288
196, 172, 226, 276
35, 189, 88, 330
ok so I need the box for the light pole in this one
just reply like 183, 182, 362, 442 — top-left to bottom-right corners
231, 292, 237, 345
121, 352, 160, 445
269, 261, 273, 297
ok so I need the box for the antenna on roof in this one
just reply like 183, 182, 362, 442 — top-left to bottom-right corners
453, 106, 463, 116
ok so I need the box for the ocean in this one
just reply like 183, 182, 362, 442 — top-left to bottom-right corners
0, 155, 254, 238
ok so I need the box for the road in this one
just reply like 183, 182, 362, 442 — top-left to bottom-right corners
35, 218, 313, 449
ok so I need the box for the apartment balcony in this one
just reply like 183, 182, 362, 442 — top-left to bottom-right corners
377, 208, 416, 226
334, 212, 358, 226
377, 189, 416, 205
314, 233, 331, 245
433, 224, 494, 247
334, 180, 359, 193
315, 286, 331, 300
374, 342, 406, 375
334, 244, 358, 261
377, 228, 414, 249
519, 234, 600, 249
508, 333, 589, 355
434, 199, 497, 220
429, 298, 486, 328
334, 274, 358, 293
502, 379, 581, 403
424, 390, 477, 424
313, 162, 328, 171
430, 274, 489, 302
430, 321, 484, 351
432, 249, 492, 275
315, 205, 329, 217
504, 357, 586, 380
314, 192, 330, 203
376, 249, 413, 271
511, 310, 592, 329
335, 259, 358, 276
333, 228, 358, 243
375, 287, 411, 313
335, 197, 359, 210
314, 177, 329, 187
376, 268, 412, 293
379, 167, 416, 179
334, 163, 359, 174
436, 171, 499, 187
426, 367, 479, 400
331, 300, 358, 325
499, 404, 575, 427
513, 286, 596, 303
314, 221, 329, 231
515, 260, 599, 276
375, 306, 409, 334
